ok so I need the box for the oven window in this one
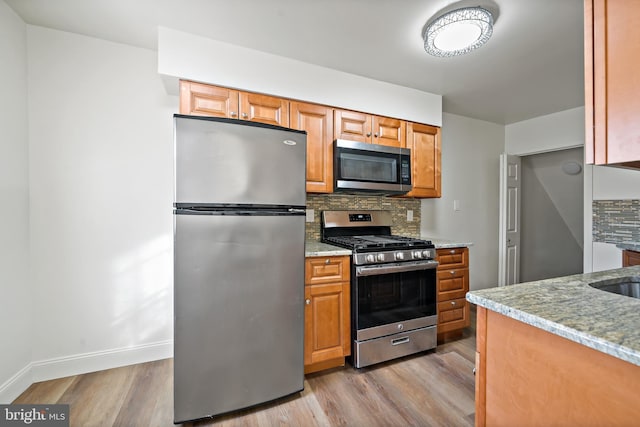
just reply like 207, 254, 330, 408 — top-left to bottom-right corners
339, 152, 397, 183
356, 269, 436, 330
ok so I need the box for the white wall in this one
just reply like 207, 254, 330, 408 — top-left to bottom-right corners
0, 1, 32, 403
421, 113, 505, 291
505, 107, 585, 155
27, 26, 176, 381
158, 27, 442, 126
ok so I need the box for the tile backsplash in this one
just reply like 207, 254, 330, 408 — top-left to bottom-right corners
592, 199, 640, 244
306, 194, 421, 240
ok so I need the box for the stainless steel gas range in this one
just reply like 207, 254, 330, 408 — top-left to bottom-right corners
321, 210, 438, 368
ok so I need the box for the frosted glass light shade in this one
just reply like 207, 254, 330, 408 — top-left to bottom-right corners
424, 7, 493, 57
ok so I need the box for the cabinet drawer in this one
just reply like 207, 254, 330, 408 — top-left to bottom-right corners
437, 268, 468, 300
437, 298, 469, 332
305, 256, 350, 285
436, 247, 469, 269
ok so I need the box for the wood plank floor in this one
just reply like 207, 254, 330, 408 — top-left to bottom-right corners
14, 316, 476, 426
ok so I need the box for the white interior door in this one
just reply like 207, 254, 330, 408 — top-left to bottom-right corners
498, 154, 521, 286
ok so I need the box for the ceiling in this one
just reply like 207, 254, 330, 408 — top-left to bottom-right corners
5, 0, 585, 125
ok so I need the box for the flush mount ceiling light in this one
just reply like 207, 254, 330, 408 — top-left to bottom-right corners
423, 6, 494, 57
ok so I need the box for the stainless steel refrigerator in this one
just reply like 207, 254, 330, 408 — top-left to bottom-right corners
173, 114, 306, 423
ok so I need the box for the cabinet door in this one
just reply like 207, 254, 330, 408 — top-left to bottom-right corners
179, 80, 239, 118
239, 92, 289, 127
586, 0, 640, 167
304, 282, 351, 366
291, 102, 333, 193
334, 109, 372, 143
404, 122, 441, 198
372, 116, 405, 147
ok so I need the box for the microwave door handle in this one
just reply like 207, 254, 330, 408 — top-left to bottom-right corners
356, 260, 439, 277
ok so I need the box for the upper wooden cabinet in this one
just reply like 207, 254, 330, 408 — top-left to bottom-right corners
180, 80, 289, 127
178, 80, 442, 197
290, 102, 333, 193
404, 122, 441, 198
334, 109, 405, 147
585, 0, 640, 168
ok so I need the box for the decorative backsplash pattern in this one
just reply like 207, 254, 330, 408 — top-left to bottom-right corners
592, 200, 640, 244
305, 194, 421, 240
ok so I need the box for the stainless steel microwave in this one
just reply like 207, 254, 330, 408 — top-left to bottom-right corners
333, 139, 412, 195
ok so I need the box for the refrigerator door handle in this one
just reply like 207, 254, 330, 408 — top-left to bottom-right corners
288, 208, 306, 214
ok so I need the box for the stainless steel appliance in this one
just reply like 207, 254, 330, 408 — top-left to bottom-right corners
333, 140, 412, 195
321, 210, 437, 368
173, 114, 306, 423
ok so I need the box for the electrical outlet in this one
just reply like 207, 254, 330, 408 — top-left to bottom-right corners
306, 209, 315, 222
407, 210, 414, 222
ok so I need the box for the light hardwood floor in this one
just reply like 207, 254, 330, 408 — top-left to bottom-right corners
14, 316, 476, 426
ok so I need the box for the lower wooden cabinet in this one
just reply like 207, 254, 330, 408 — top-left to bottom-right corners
436, 247, 470, 340
304, 256, 351, 374
475, 306, 640, 426
623, 249, 640, 267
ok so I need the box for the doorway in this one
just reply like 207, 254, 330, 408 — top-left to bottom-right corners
520, 147, 584, 282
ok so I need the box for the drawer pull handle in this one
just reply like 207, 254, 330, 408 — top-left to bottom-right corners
450, 250, 455, 254
451, 301, 456, 306
450, 271, 456, 275
391, 336, 410, 346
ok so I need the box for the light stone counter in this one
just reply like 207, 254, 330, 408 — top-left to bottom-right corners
467, 266, 640, 367
422, 238, 473, 249
617, 243, 640, 252
305, 240, 352, 257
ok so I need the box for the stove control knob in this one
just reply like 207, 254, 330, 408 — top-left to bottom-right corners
395, 252, 404, 261
413, 251, 423, 259
366, 254, 375, 263
377, 253, 386, 262
422, 250, 431, 259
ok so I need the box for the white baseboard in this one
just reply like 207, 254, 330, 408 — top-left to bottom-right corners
0, 340, 173, 403
0, 363, 33, 404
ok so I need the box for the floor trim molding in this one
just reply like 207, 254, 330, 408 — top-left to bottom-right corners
0, 340, 173, 403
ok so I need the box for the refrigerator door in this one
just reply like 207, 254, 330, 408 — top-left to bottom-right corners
175, 115, 306, 207
173, 210, 305, 423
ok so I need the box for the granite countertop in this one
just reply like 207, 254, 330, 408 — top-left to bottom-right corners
617, 243, 640, 252
305, 240, 352, 257
467, 266, 640, 367
423, 237, 473, 249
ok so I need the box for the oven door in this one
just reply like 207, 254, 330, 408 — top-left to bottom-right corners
354, 260, 438, 341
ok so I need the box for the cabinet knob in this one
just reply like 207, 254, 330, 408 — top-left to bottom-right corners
374, 133, 379, 138
451, 301, 456, 306
325, 259, 330, 264
450, 250, 456, 254
450, 270, 455, 275
242, 112, 248, 118
305, 299, 311, 305
366, 132, 371, 137
230, 111, 237, 117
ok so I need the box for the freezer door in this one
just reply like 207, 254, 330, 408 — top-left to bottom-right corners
175, 116, 306, 207
173, 211, 305, 423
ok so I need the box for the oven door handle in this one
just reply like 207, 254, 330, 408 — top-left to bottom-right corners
356, 260, 439, 276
